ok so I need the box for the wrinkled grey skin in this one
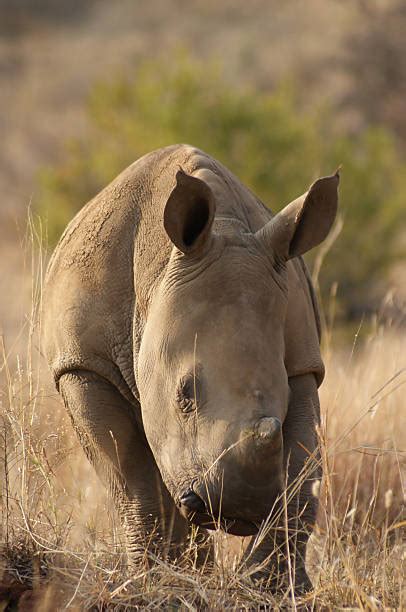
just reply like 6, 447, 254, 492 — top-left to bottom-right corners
43, 145, 338, 591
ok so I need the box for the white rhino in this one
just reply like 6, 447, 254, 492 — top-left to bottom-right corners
43, 145, 338, 591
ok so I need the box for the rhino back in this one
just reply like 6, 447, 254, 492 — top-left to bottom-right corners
43, 145, 183, 400
43, 145, 221, 399
43, 144, 324, 404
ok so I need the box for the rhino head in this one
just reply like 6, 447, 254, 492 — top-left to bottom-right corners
137, 169, 338, 535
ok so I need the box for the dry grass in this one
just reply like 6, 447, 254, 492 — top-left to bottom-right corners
0, 0, 355, 218
0, 233, 405, 609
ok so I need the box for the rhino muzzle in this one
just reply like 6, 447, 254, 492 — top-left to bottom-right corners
178, 486, 259, 536
179, 489, 206, 514
177, 418, 284, 536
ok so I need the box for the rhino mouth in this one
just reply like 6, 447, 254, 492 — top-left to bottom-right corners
178, 490, 259, 536
185, 509, 259, 536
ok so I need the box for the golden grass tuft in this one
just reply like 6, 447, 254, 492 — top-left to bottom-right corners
0, 228, 404, 609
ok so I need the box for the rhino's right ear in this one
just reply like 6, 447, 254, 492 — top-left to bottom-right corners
164, 169, 216, 254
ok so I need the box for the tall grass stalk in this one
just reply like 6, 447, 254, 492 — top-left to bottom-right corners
0, 220, 404, 609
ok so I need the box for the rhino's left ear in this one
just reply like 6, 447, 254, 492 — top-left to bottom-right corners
256, 172, 339, 260
164, 169, 216, 254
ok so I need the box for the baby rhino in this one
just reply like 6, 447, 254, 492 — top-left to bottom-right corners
43, 145, 338, 592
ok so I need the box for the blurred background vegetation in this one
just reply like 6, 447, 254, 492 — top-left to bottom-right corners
1, 0, 406, 325
38, 56, 406, 320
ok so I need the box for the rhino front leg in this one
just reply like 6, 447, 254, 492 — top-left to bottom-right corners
244, 373, 321, 594
58, 370, 188, 565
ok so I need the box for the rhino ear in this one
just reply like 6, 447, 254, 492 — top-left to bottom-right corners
256, 172, 339, 260
164, 169, 216, 254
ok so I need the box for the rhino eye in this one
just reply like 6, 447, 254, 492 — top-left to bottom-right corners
176, 373, 200, 414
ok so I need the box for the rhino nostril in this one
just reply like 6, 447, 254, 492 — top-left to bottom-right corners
255, 417, 282, 442
179, 489, 206, 513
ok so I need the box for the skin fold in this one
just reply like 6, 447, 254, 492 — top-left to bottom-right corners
43, 144, 338, 592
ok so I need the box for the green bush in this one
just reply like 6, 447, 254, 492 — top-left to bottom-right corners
38, 55, 406, 319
